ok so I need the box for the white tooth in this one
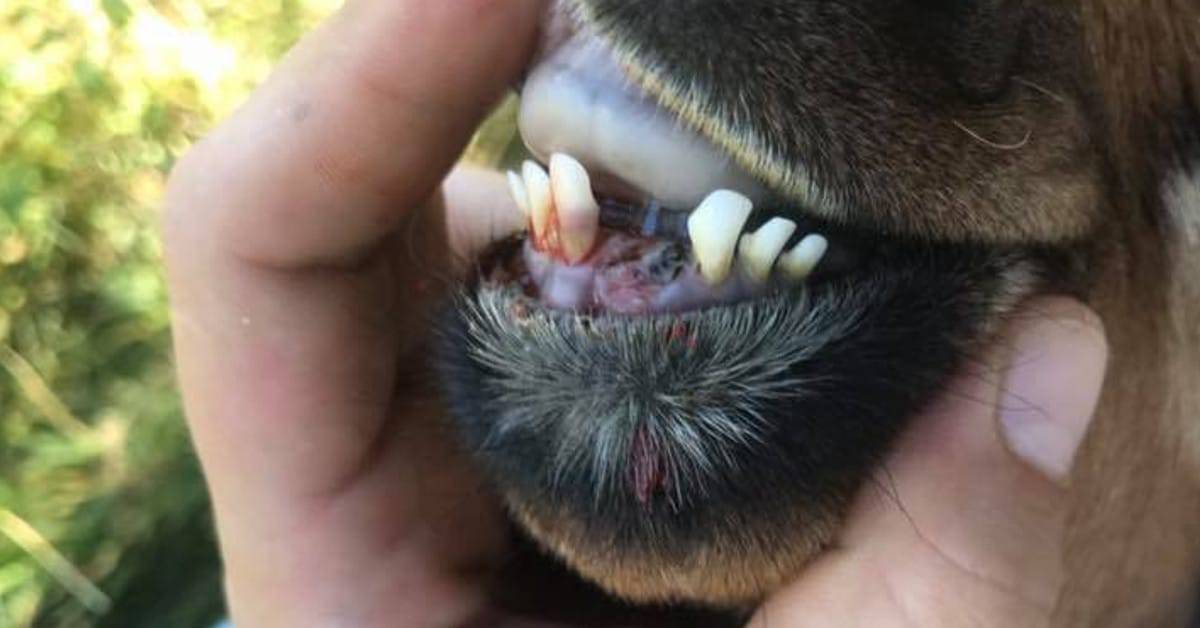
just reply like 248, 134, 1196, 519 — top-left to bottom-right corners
738, 217, 798, 283
522, 160, 554, 244
549, 153, 600, 264
780, 234, 830, 281
507, 170, 531, 217
687, 190, 754, 285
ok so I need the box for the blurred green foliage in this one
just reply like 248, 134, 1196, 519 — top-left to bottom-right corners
0, 2, 523, 625
0, 1, 341, 625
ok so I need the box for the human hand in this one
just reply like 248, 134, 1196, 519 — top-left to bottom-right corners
164, 1, 543, 625
754, 297, 1108, 627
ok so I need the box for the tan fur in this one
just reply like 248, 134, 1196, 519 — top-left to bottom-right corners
1082, 0, 1200, 184
507, 492, 838, 607
1061, 218, 1200, 626
1058, 3, 1200, 624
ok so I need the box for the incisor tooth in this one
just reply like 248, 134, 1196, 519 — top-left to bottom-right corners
687, 190, 754, 285
507, 170, 531, 217
549, 154, 600, 264
522, 161, 554, 246
780, 234, 829, 280
738, 217, 798, 283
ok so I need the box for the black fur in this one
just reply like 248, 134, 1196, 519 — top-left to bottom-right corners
437, 236, 1066, 605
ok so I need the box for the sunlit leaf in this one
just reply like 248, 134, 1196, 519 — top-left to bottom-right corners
100, 0, 131, 28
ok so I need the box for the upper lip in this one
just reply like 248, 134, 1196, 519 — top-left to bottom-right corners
498, 20, 854, 309
517, 30, 769, 212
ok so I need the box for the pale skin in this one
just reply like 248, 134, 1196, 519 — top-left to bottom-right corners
163, 1, 1110, 626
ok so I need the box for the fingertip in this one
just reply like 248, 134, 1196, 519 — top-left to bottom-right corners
179, 0, 548, 270
443, 166, 527, 268
999, 297, 1109, 482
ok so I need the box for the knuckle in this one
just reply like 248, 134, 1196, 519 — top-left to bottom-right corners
161, 138, 224, 258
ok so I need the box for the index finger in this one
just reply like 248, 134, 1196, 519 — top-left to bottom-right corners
163, 0, 544, 523
168, 0, 544, 268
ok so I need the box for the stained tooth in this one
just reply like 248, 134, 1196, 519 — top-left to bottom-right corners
549, 153, 600, 264
738, 217, 798, 283
522, 160, 554, 244
780, 234, 830, 281
687, 190, 754, 285
507, 170, 531, 217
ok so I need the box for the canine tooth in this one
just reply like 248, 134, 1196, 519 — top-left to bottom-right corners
687, 190, 754, 285
549, 153, 600, 263
780, 234, 830, 280
522, 160, 554, 244
738, 217, 798, 283
507, 170, 531, 217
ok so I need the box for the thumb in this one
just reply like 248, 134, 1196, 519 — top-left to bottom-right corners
753, 296, 1108, 628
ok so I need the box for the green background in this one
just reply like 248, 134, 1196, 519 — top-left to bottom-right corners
0, 1, 518, 625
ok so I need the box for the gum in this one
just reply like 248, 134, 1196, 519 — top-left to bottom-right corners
523, 234, 776, 315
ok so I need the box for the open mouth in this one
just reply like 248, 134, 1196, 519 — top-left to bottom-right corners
438, 12, 1043, 608
494, 161, 857, 315
480, 32, 860, 317
448, 25, 919, 513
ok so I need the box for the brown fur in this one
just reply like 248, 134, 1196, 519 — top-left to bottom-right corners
1083, 0, 1200, 187
561, 0, 1102, 244
1058, 2, 1200, 625
508, 493, 836, 607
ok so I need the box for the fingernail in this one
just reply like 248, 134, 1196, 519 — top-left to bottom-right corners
999, 297, 1109, 482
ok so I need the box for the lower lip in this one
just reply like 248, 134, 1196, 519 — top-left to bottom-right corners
518, 235, 778, 315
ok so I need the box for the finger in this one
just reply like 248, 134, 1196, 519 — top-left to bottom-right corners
164, 0, 543, 506
164, 3, 544, 622
444, 165, 526, 269
169, 0, 544, 268
754, 297, 1108, 627
996, 299, 1108, 481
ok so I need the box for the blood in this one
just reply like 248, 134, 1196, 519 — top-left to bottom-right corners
667, 320, 688, 344
530, 203, 565, 259
591, 239, 688, 314
629, 423, 667, 507
508, 301, 531, 321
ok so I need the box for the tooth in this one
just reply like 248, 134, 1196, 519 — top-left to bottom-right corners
687, 190, 754, 285
738, 217, 798, 283
507, 170, 531, 217
780, 234, 830, 280
522, 161, 554, 245
549, 154, 600, 264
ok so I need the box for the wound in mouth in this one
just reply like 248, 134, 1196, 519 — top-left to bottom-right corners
494, 154, 842, 316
